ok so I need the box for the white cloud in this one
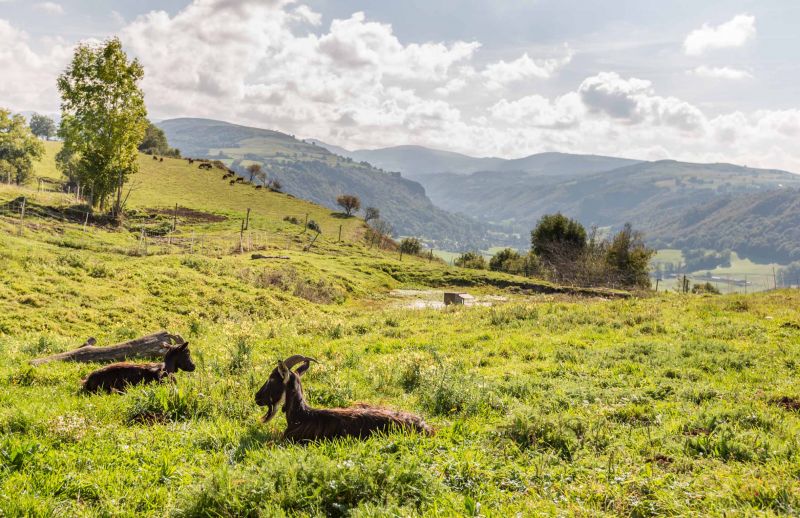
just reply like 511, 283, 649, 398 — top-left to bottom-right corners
0, 19, 71, 111
578, 72, 705, 132
34, 2, 64, 15
690, 65, 752, 80
1, 3, 800, 173
684, 14, 755, 55
481, 47, 572, 89
489, 92, 583, 128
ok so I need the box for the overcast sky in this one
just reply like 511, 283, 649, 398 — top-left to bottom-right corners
2, 0, 799, 171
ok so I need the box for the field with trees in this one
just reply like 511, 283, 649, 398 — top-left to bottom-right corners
2, 37, 799, 518
2, 136, 800, 515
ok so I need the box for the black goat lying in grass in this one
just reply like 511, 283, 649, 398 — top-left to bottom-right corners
255, 355, 433, 441
82, 342, 195, 393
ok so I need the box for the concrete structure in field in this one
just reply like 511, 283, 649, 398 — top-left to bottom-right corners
444, 292, 475, 306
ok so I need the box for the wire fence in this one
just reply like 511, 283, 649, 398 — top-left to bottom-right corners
0, 195, 342, 258
651, 270, 797, 294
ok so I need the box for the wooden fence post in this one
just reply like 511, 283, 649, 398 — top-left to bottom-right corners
239, 220, 245, 253
244, 208, 251, 231
18, 197, 26, 235
83, 212, 89, 232
338, 224, 342, 242
172, 203, 178, 232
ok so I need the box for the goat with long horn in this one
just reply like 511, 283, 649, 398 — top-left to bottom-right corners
255, 355, 433, 441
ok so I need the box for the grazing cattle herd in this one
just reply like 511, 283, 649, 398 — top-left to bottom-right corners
152, 155, 274, 191
81, 345, 432, 441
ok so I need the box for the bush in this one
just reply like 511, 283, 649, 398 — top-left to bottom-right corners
399, 237, 422, 257
454, 252, 486, 270
531, 213, 586, 265
692, 281, 721, 294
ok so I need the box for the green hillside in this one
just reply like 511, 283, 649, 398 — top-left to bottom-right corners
647, 187, 800, 263
158, 118, 502, 251
420, 160, 800, 260
2, 146, 800, 515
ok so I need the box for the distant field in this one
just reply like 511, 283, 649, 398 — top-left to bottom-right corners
652, 250, 786, 294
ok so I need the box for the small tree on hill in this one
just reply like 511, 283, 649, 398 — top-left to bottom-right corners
604, 223, 655, 288
57, 37, 148, 216
455, 251, 486, 270
399, 237, 422, 260
366, 218, 393, 249
247, 163, 262, 183
337, 194, 361, 216
364, 206, 380, 223
139, 121, 180, 157
531, 213, 587, 264
0, 109, 44, 184
29, 114, 56, 140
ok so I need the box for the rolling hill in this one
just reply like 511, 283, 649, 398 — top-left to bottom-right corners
158, 118, 504, 250
408, 158, 800, 262
646, 187, 800, 263
312, 142, 640, 180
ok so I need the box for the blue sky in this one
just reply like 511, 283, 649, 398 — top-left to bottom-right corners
1, 0, 799, 170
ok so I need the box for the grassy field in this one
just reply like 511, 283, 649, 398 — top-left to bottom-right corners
653, 249, 785, 294
1, 152, 800, 516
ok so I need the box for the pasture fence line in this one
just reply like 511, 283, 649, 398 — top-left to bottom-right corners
650, 269, 798, 294
0, 196, 334, 259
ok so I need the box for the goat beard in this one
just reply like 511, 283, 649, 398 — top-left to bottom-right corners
260, 392, 285, 423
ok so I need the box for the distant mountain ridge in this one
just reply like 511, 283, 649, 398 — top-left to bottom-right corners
310, 141, 641, 179
159, 118, 506, 250
314, 138, 800, 263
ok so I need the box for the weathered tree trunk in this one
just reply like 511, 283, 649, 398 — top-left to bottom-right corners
30, 331, 184, 366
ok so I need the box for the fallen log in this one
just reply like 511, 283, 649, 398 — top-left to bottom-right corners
251, 253, 290, 260
30, 331, 184, 366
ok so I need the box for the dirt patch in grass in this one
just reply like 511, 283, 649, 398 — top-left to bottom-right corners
772, 396, 800, 411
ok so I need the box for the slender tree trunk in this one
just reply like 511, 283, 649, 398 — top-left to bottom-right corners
114, 168, 123, 221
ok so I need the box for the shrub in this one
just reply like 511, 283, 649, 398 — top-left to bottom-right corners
307, 219, 321, 233
454, 252, 486, 270
692, 281, 721, 294
399, 237, 422, 257
416, 366, 486, 416
489, 249, 539, 276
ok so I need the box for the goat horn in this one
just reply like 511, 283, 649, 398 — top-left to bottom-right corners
283, 355, 318, 369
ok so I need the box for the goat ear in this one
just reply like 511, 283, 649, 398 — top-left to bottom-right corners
277, 360, 290, 380
178, 341, 189, 350
295, 360, 311, 377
